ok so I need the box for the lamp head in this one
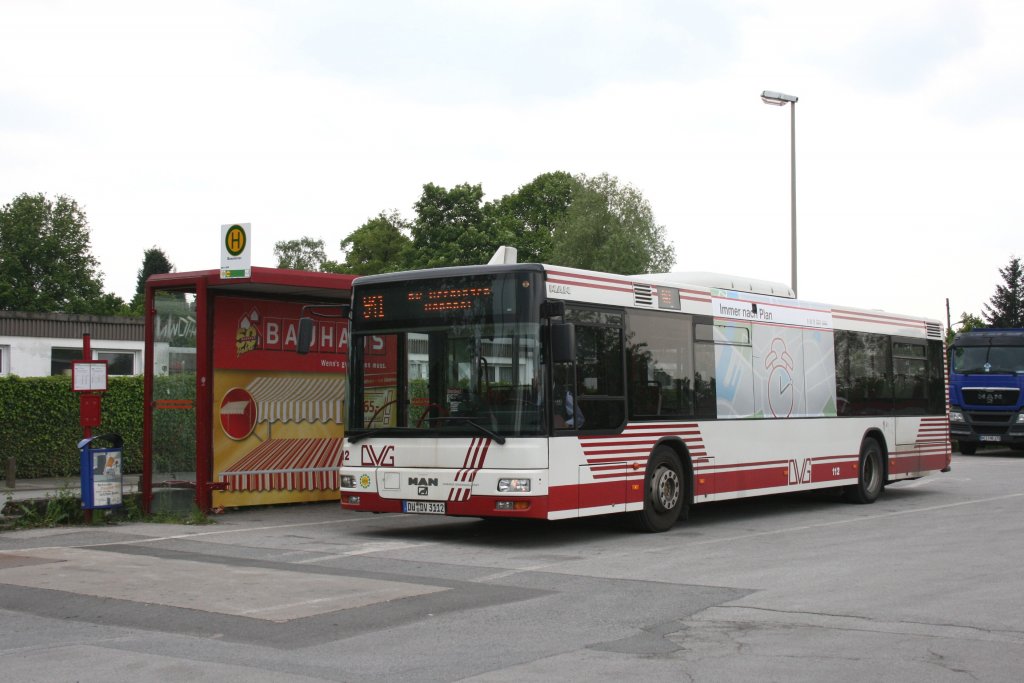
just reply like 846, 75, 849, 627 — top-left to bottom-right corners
761, 90, 798, 105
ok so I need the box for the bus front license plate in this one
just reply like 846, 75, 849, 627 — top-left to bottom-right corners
980, 435, 1002, 442
403, 501, 446, 514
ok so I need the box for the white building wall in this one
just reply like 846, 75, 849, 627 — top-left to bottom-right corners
0, 335, 147, 378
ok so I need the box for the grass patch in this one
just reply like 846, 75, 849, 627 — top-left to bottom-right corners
2, 489, 214, 530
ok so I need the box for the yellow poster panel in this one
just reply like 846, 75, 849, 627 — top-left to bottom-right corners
212, 368, 345, 508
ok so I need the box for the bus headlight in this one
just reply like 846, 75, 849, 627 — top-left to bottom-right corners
498, 478, 531, 493
340, 474, 357, 488
948, 410, 965, 423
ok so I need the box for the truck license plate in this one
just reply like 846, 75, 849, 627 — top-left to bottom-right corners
403, 501, 446, 514
980, 435, 1002, 442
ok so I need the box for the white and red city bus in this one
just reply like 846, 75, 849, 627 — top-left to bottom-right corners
329, 256, 950, 531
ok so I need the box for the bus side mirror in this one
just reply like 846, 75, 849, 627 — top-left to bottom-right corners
551, 322, 576, 363
297, 317, 315, 355
296, 303, 351, 355
541, 300, 566, 318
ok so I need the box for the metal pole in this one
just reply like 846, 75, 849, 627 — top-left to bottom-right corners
790, 101, 797, 298
195, 277, 211, 513
82, 332, 92, 524
142, 284, 154, 514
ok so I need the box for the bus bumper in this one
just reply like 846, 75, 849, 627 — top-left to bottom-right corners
339, 466, 551, 519
340, 491, 551, 519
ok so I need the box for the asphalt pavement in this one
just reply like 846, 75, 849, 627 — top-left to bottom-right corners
2, 447, 1023, 681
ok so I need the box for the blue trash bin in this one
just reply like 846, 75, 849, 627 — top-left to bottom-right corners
79, 433, 124, 510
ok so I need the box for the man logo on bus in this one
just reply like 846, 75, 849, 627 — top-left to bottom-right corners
765, 337, 795, 418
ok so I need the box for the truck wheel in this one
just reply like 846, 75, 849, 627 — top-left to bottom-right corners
632, 448, 686, 532
843, 437, 884, 504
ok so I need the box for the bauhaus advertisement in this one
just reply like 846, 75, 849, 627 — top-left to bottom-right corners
211, 297, 348, 508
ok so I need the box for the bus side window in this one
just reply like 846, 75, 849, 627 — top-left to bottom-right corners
626, 310, 695, 418
561, 307, 626, 431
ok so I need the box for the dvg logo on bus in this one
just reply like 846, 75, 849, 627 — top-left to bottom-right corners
361, 444, 395, 466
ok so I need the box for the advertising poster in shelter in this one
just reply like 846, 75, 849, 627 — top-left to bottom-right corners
361, 334, 399, 426
211, 297, 348, 508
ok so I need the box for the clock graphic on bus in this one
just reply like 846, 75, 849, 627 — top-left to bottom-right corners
765, 338, 796, 418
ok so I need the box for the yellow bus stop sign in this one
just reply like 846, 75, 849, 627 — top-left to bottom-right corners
221, 223, 251, 278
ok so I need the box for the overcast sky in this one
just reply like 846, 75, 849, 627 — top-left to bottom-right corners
2, 0, 1021, 327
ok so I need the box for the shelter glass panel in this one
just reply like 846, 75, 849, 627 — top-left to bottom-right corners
150, 292, 198, 512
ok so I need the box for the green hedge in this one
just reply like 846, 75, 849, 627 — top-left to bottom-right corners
151, 374, 196, 475
0, 375, 196, 478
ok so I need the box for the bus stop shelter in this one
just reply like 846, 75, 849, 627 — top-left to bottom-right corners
142, 267, 354, 514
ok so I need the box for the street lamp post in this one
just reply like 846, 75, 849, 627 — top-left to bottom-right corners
761, 90, 799, 297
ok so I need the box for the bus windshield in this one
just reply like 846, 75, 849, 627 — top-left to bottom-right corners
347, 271, 545, 438
951, 345, 1024, 374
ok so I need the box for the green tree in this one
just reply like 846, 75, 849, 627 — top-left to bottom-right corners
0, 193, 115, 314
486, 171, 578, 263
274, 237, 340, 272
91, 292, 132, 316
982, 256, 1024, 328
409, 183, 496, 269
947, 312, 984, 346
348, 171, 672, 274
130, 246, 175, 313
549, 173, 675, 274
339, 211, 412, 275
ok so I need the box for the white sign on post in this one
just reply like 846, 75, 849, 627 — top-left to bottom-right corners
72, 361, 108, 392
221, 223, 251, 279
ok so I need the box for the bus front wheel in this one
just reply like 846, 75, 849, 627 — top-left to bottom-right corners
632, 448, 687, 532
843, 437, 884, 504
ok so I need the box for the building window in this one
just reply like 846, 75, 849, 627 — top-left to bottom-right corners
0, 345, 8, 375
97, 351, 136, 376
51, 348, 138, 376
51, 348, 81, 376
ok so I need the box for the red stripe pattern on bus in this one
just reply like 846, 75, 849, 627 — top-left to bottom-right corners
831, 308, 927, 331
578, 423, 707, 498
449, 437, 492, 502
546, 269, 635, 294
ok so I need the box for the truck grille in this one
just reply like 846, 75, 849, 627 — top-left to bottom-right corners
964, 411, 1015, 436
962, 388, 1019, 407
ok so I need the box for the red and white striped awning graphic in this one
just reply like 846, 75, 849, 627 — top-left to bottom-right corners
219, 438, 344, 492
245, 376, 344, 424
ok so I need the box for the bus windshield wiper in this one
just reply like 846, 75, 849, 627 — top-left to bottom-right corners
429, 417, 506, 444
347, 427, 420, 444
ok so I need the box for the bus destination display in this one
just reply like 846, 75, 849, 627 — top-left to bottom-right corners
657, 287, 681, 310
358, 284, 493, 322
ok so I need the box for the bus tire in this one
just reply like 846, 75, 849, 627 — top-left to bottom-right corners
843, 437, 884, 504
632, 447, 686, 532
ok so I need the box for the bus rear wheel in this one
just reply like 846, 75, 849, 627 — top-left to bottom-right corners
632, 448, 687, 532
843, 437, 884, 504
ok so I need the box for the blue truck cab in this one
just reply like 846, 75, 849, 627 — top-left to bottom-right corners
948, 329, 1024, 454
